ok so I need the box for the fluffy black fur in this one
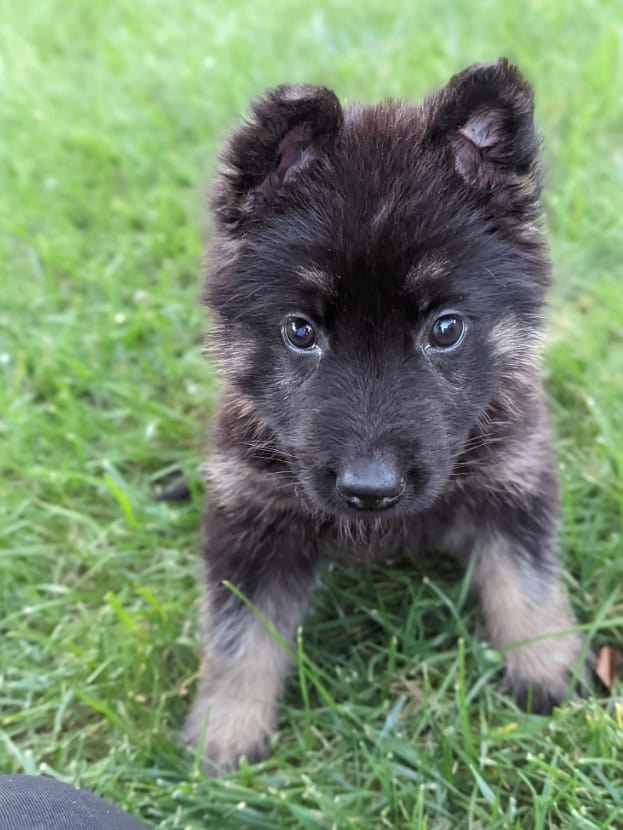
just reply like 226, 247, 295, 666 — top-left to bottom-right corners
181, 59, 585, 772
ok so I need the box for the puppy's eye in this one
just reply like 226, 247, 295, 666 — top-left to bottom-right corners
282, 315, 318, 351
429, 314, 466, 349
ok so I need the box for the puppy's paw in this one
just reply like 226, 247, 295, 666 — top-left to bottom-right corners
507, 675, 572, 714
504, 633, 589, 714
180, 695, 273, 775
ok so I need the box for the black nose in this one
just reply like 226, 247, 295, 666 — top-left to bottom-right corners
336, 456, 405, 511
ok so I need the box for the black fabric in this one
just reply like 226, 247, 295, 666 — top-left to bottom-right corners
0, 775, 149, 830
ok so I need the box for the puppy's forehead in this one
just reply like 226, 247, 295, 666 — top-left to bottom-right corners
286, 102, 480, 309
291, 254, 455, 318
340, 100, 426, 159
294, 255, 451, 289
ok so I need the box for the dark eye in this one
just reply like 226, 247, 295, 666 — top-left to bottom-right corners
282, 315, 318, 351
429, 314, 466, 349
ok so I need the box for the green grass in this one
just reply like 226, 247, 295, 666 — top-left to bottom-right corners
1, 1, 622, 827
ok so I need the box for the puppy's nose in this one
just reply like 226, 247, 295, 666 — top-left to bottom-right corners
336, 456, 404, 511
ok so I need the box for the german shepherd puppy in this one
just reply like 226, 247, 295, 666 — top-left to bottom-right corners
181, 59, 584, 771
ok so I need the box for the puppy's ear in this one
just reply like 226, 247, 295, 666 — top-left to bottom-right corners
429, 58, 541, 204
212, 84, 343, 229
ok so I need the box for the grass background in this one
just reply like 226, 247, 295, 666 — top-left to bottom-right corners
1, 0, 622, 827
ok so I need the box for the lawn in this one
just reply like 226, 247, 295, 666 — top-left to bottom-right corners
1, 0, 622, 827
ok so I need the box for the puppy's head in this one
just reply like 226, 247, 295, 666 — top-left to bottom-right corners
205, 59, 548, 519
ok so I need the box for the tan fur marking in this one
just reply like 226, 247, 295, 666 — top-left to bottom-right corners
488, 315, 543, 372
181, 618, 290, 769
295, 264, 333, 294
459, 389, 554, 500
404, 255, 449, 290
491, 411, 552, 497
203, 448, 297, 513
475, 533, 582, 697
221, 389, 258, 420
206, 320, 255, 378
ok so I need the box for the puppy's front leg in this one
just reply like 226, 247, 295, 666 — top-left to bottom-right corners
181, 501, 319, 772
474, 501, 584, 712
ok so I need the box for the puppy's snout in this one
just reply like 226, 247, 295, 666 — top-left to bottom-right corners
336, 455, 404, 511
